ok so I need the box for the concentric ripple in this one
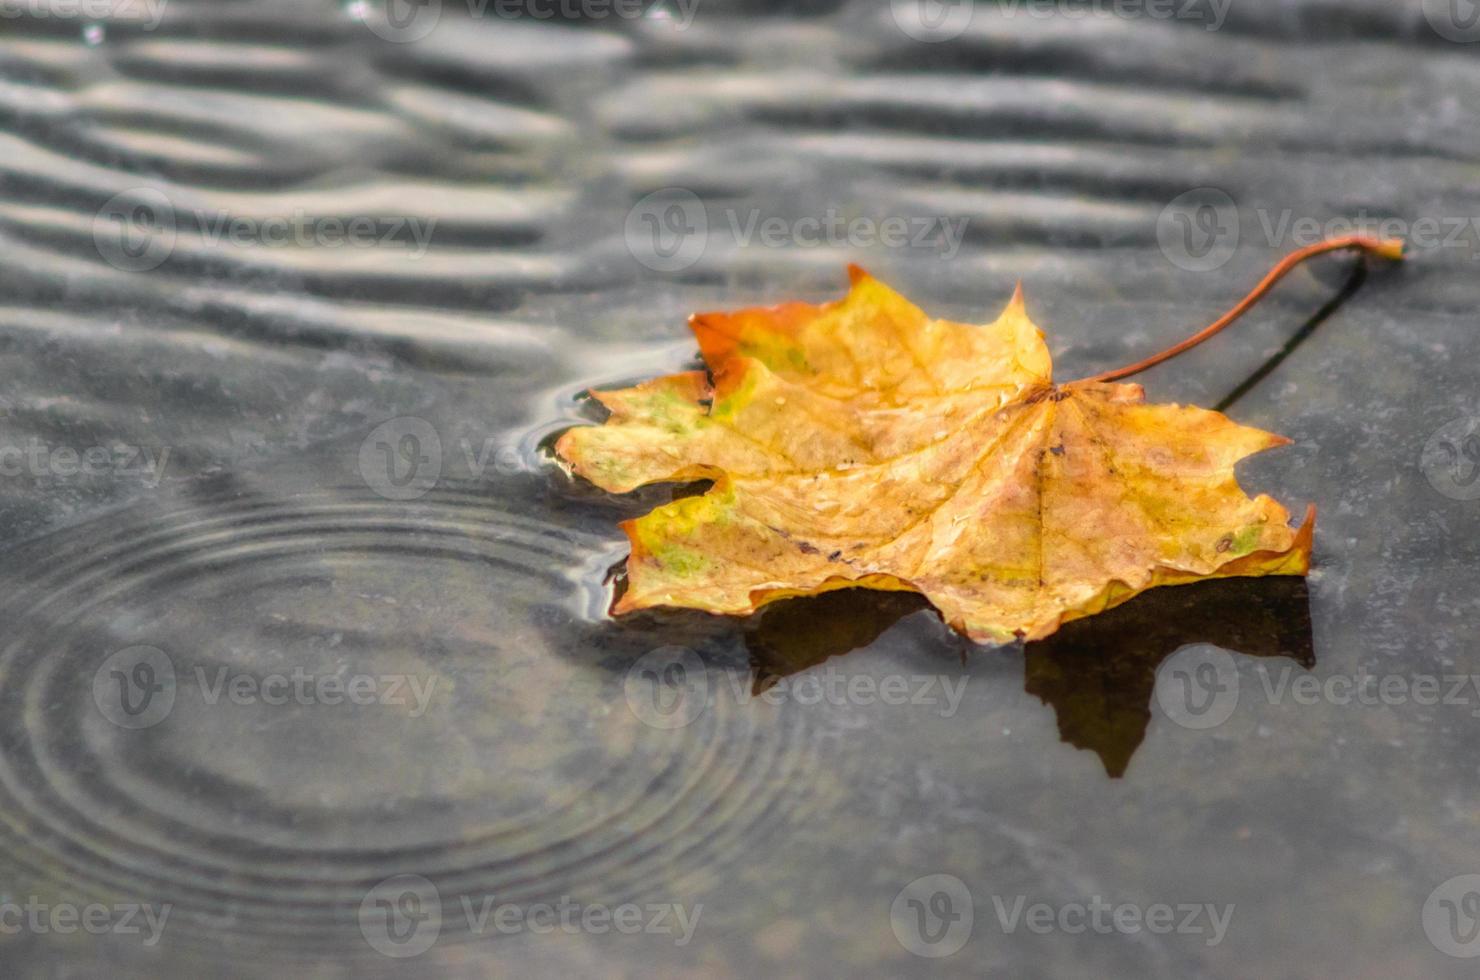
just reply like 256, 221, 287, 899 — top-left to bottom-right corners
0, 482, 823, 954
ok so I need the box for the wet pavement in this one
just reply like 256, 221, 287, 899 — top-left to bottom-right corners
2, 1, 1480, 976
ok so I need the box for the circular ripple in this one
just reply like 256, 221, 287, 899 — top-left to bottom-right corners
0, 483, 824, 954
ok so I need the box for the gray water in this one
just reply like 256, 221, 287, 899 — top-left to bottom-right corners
2, 1, 1480, 976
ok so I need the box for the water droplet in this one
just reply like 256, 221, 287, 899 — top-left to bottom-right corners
82, 23, 105, 46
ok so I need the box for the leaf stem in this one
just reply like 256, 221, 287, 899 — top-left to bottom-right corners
1079, 235, 1405, 384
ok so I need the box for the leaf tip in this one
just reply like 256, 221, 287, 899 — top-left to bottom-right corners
1296, 502, 1316, 543
1001, 280, 1030, 320
1283, 503, 1317, 575
846, 263, 871, 285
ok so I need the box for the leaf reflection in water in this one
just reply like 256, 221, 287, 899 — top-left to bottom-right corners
741, 577, 1313, 777
1024, 576, 1313, 777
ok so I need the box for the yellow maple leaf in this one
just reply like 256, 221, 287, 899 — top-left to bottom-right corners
558, 265, 1319, 644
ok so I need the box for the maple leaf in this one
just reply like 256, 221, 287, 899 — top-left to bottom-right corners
557, 258, 1379, 644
